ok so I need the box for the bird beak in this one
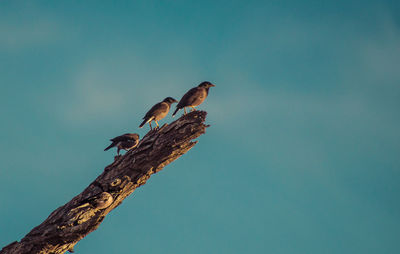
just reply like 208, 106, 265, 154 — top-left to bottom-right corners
210, 83, 215, 87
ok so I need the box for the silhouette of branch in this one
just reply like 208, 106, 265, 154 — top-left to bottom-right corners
1, 111, 208, 254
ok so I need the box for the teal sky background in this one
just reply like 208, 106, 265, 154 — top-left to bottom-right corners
1, 1, 400, 253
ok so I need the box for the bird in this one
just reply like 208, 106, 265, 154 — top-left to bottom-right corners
139, 97, 178, 130
104, 133, 140, 155
172, 81, 215, 117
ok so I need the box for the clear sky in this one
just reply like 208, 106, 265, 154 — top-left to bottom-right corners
1, 1, 399, 253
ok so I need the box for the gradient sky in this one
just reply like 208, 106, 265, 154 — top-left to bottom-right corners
1, 1, 400, 253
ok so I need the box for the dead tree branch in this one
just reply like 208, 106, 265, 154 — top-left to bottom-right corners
1, 111, 208, 254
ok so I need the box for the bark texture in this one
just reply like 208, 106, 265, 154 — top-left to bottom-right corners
1, 111, 208, 254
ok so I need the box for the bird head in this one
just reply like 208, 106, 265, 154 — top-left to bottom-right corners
163, 97, 178, 104
198, 81, 215, 88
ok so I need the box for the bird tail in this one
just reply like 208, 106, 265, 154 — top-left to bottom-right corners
172, 107, 180, 117
104, 143, 115, 151
139, 118, 148, 128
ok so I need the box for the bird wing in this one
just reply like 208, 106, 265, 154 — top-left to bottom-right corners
177, 87, 205, 108
120, 138, 139, 150
110, 134, 129, 142
144, 102, 169, 118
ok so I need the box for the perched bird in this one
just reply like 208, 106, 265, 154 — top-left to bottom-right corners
139, 97, 178, 130
104, 133, 140, 155
172, 81, 215, 117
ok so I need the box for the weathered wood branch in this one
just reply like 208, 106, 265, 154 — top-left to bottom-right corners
1, 111, 208, 254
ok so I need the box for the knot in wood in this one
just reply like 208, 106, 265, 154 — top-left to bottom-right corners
93, 192, 113, 209
110, 178, 121, 187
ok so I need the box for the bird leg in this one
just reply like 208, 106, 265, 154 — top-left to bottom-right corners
184, 107, 187, 115
117, 147, 120, 156
155, 120, 159, 129
190, 106, 196, 112
149, 121, 152, 130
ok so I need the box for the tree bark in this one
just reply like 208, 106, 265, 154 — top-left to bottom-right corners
1, 111, 208, 254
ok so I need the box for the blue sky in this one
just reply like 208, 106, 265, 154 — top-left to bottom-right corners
1, 1, 399, 253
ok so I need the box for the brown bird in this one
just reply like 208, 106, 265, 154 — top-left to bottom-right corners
172, 81, 215, 117
104, 133, 140, 155
139, 97, 178, 130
